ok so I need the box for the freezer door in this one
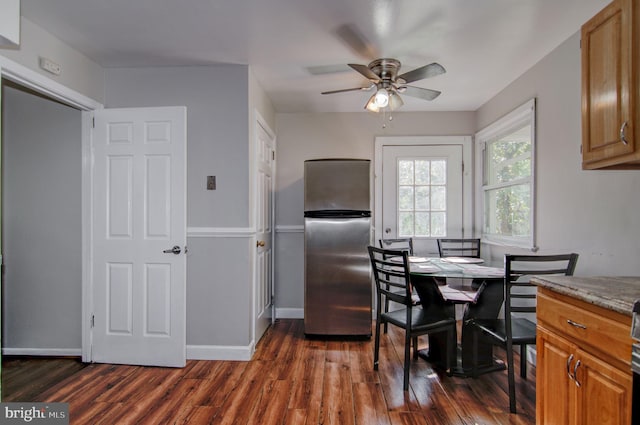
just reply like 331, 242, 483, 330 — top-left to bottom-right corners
304, 159, 370, 212
304, 216, 372, 336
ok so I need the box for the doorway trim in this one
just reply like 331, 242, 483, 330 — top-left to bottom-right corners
374, 136, 474, 254
1, 56, 102, 362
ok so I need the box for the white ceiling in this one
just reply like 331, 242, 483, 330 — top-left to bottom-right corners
20, 0, 609, 113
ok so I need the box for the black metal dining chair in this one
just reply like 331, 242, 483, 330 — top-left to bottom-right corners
437, 238, 481, 258
468, 253, 579, 414
379, 237, 414, 254
368, 246, 456, 391
378, 238, 416, 332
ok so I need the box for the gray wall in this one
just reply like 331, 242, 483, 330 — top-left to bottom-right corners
476, 31, 640, 275
105, 65, 258, 348
0, 18, 105, 103
274, 111, 476, 314
2, 82, 82, 351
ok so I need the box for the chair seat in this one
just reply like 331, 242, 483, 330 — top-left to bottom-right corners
471, 318, 537, 345
382, 307, 456, 333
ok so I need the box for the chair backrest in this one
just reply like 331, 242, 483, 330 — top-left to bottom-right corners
437, 238, 481, 258
379, 238, 414, 255
368, 246, 412, 307
504, 253, 579, 318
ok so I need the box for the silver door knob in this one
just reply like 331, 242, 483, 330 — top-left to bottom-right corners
163, 245, 181, 254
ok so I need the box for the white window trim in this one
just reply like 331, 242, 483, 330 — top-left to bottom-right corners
475, 98, 537, 251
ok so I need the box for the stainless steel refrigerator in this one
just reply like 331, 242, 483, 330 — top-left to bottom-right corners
304, 159, 372, 337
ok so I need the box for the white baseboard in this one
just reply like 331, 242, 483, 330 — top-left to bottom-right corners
276, 308, 304, 319
3, 345, 257, 362
2, 347, 82, 357
186, 343, 255, 361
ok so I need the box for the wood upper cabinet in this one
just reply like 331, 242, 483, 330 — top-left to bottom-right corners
536, 288, 633, 424
581, 0, 640, 169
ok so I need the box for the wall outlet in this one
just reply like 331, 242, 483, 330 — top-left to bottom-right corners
39, 57, 61, 75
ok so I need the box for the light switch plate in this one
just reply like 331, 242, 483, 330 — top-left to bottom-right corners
207, 176, 216, 190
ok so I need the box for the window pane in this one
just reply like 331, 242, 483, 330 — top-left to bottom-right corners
486, 124, 531, 186
415, 186, 430, 210
484, 183, 531, 237
415, 160, 430, 185
399, 160, 413, 185
431, 186, 446, 211
415, 212, 429, 236
431, 212, 446, 237
399, 212, 414, 237
399, 186, 414, 210
431, 160, 446, 184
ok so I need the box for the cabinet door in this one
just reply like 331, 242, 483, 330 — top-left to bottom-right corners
581, 0, 635, 168
575, 347, 632, 425
537, 327, 576, 425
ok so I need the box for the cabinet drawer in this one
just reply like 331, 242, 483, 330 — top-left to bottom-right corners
537, 289, 632, 366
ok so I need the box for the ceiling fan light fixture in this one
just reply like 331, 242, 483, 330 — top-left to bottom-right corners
373, 87, 389, 107
365, 93, 381, 112
388, 91, 404, 111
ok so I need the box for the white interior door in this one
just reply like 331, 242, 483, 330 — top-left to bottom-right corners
254, 119, 275, 342
381, 145, 463, 255
91, 106, 186, 367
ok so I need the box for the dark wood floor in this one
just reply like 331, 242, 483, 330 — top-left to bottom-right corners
2, 319, 536, 424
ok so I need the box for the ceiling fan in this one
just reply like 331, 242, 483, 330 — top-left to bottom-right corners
320, 25, 446, 112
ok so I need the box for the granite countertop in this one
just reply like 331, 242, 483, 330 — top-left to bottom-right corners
531, 276, 640, 316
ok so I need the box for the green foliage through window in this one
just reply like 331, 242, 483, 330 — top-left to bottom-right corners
477, 99, 535, 248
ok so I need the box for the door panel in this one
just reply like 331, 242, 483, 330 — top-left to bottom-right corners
381, 145, 463, 255
92, 106, 186, 367
255, 120, 275, 341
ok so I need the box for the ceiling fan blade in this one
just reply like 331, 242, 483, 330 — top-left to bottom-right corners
401, 85, 442, 101
321, 86, 372, 95
348, 64, 381, 82
335, 24, 378, 60
397, 62, 446, 84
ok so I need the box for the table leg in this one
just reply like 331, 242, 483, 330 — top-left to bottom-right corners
416, 277, 506, 377
459, 278, 506, 376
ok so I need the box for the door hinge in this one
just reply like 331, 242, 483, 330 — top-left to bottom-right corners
92, 117, 95, 128
91, 314, 95, 328
580, 144, 582, 154
272, 151, 275, 161
462, 161, 465, 173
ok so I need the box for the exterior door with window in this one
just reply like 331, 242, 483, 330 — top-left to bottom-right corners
381, 145, 463, 255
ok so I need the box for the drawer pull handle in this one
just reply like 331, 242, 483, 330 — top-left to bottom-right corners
567, 319, 587, 330
573, 360, 582, 387
620, 121, 629, 145
566, 354, 574, 381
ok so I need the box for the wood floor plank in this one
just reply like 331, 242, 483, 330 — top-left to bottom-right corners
352, 382, 392, 425
320, 361, 356, 425
247, 379, 293, 425
2, 319, 536, 425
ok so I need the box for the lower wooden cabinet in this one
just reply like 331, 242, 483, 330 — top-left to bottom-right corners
537, 327, 632, 424
536, 288, 633, 424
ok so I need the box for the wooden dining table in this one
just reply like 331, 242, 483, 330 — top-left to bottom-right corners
408, 257, 506, 377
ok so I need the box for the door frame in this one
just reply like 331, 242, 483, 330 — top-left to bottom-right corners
374, 136, 474, 254
1, 56, 99, 362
